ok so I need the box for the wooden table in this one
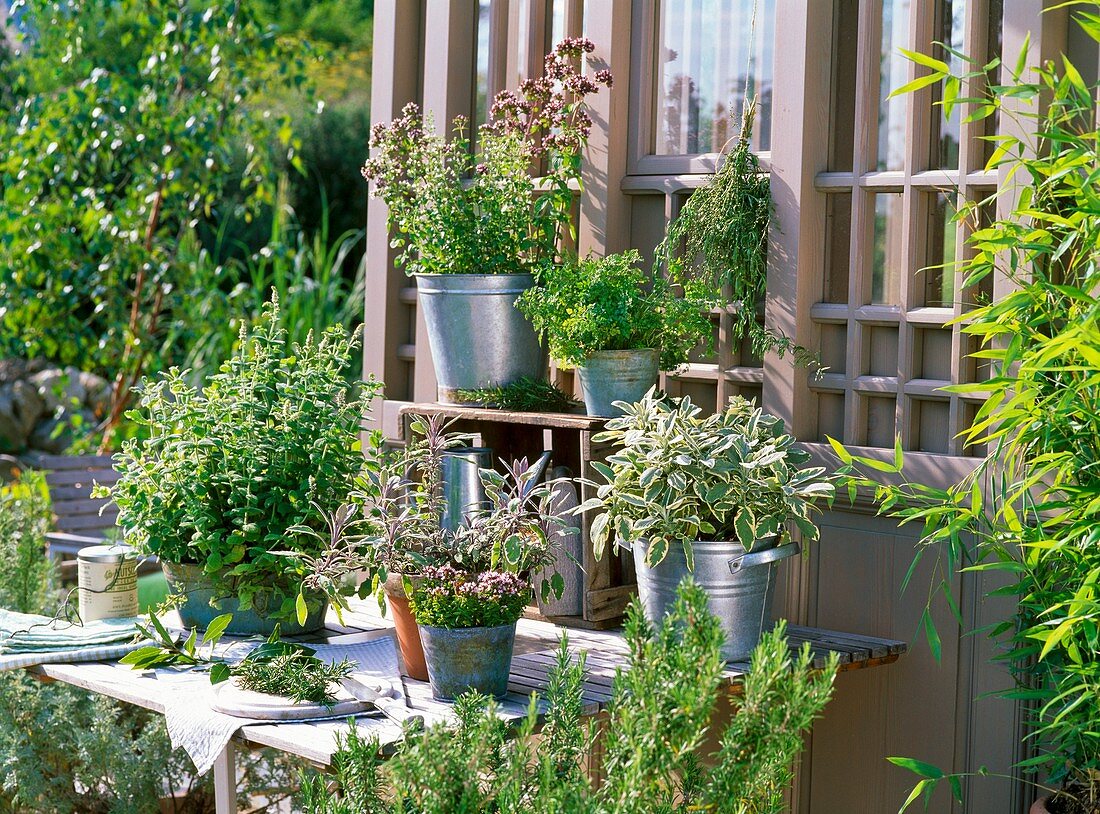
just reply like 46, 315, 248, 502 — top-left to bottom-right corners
29, 602, 906, 813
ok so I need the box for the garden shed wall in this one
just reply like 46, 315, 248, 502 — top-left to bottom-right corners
363, 2, 1082, 811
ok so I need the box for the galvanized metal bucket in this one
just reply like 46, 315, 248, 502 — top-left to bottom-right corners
415, 273, 547, 403
419, 622, 517, 701
632, 539, 800, 662
534, 467, 585, 617
576, 348, 660, 417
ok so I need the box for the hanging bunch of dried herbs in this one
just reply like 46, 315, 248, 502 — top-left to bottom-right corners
656, 99, 806, 364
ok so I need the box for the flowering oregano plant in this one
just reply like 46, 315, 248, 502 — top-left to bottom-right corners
361, 38, 611, 278
409, 566, 530, 629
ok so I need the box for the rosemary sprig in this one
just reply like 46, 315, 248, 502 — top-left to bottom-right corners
233, 651, 354, 706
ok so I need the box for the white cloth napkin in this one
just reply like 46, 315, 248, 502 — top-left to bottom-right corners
162, 636, 401, 775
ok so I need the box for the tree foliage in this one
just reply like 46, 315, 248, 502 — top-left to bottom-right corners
0, 0, 314, 444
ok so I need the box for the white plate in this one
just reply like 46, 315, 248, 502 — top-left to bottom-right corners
210, 675, 395, 720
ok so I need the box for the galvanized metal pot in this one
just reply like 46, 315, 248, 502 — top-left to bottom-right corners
418, 622, 517, 701
534, 468, 585, 617
576, 349, 660, 417
415, 273, 547, 403
632, 539, 800, 662
162, 561, 328, 636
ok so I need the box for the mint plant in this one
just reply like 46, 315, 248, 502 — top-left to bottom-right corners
99, 297, 380, 622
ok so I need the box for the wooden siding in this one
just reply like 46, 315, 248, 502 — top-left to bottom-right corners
363, 2, 1066, 811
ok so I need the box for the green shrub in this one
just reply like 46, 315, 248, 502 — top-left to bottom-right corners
177, 194, 367, 384
300, 581, 837, 814
0, 0, 314, 444
517, 250, 713, 369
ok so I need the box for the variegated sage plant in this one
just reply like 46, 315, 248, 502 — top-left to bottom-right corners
581, 390, 835, 569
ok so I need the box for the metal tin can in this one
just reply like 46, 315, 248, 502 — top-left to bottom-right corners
77, 544, 138, 621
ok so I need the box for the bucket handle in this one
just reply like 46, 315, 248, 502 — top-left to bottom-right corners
728, 542, 801, 574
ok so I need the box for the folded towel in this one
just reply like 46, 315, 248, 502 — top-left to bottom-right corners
0, 641, 148, 671
0, 608, 140, 654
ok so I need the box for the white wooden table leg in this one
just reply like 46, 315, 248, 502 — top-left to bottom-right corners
213, 741, 236, 814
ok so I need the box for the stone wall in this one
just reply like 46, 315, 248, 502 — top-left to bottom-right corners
0, 359, 111, 454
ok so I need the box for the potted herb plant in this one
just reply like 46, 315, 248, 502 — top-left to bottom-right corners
294, 415, 570, 680
582, 390, 834, 661
97, 298, 380, 635
360, 38, 612, 403
408, 565, 529, 700
517, 250, 711, 416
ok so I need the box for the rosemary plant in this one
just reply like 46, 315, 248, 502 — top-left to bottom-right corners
299, 581, 837, 814
453, 376, 579, 412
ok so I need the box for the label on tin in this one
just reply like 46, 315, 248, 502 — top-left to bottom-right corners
78, 556, 138, 621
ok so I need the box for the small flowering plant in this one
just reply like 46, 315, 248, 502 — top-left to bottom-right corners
360, 38, 612, 278
409, 566, 530, 630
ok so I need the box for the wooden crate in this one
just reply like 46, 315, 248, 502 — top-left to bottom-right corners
397, 403, 636, 628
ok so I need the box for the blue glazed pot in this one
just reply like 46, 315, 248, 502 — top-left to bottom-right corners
418, 622, 517, 701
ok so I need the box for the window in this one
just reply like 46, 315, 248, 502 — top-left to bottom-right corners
630, 0, 776, 174
810, 0, 1004, 456
654, 0, 775, 155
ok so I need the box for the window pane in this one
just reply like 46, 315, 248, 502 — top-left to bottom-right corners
877, 0, 911, 171
923, 191, 956, 307
929, 0, 965, 169
551, 0, 567, 45
872, 192, 904, 305
475, 0, 492, 128
824, 192, 852, 303
655, 0, 775, 155
829, 0, 860, 171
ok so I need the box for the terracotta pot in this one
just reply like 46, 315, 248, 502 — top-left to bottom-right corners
384, 575, 428, 681
1030, 798, 1050, 814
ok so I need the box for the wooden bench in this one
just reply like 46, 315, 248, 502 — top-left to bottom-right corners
20, 452, 122, 559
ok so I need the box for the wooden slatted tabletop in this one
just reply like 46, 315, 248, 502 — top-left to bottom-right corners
28, 599, 906, 813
